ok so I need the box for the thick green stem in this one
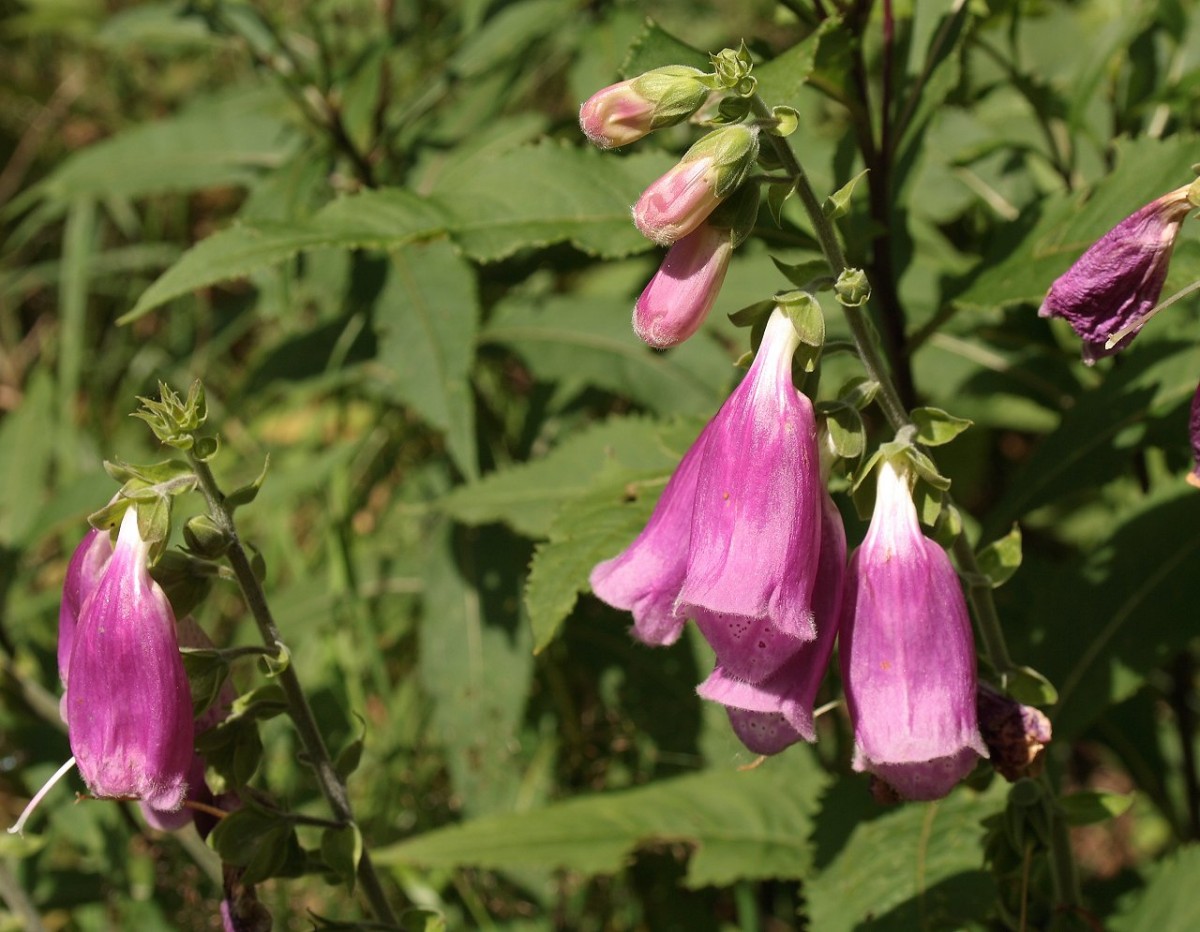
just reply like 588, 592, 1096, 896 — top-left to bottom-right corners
188, 456, 398, 927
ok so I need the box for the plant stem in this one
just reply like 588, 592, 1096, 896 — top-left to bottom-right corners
187, 456, 398, 927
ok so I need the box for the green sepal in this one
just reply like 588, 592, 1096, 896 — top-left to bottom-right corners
765, 180, 796, 226
713, 95, 753, 124
771, 256, 832, 291
817, 402, 866, 460
1004, 665, 1059, 706
911, 406, 973, 446
837, 376, 879, 410
258, 641, 291, 679
708, 184, 760, 248
977, 524, 1023, 588
320, 823, 363, 891
776, 289, 825, 373
151, 551, 216, 618
183, 514, 229, 559
728, 298, 776, 329
198, 718, 263, 791
823, 168, 869, 219
1058, 791, 1133, 826
179, 646, 231, 718
767, 105, 800, 137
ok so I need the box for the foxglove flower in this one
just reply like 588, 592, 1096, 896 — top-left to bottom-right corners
840, 459, 986, 801
66, 506, 194, 811
579, 66, 708, 149
634, 223, 733, 348
1039, 183, 1196, 364
633, 124, 759, 245
697, 490, 845, 754
58, 528, 113, 687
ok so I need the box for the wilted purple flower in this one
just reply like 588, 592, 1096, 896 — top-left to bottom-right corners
1189, 382, 1200, 489
58, 528, 113, 687
976, 684, 1052, 782
591, 309, 823, 683
66, 506, 194, 812
840, 458, 986, 801
633, 125, 759, 245
633, 223, 733, 349
579, 66, 708, 149
696, 490, 846, 754
1039, 183, 1196, 364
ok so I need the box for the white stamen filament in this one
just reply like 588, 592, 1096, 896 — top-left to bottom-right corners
6, 757, 76, 836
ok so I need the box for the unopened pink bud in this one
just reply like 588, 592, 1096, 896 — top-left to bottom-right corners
580, 81, 656, 149
633, 223, 733, 348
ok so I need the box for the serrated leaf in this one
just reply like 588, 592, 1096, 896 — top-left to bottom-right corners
806, 784, 1005, 931
479, 294, 729, 416
442, 417, 693, 538
977, 525, 1022, 588
1059, 791, 1133, 826
620, 19, 710, 77
375, 749, 827, 887
910, 406, 973, 446
372, 241, 478, 479
754, 16, 839, 104
122, 189, 449, 322
526, 470, 661, 652
431, 141, 674, 262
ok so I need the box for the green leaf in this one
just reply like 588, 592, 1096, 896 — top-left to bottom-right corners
1111, 844, 1200, 931
372, 241, 479, 479
431, 141, 673, 263
976, 525, 1022, 589
754, 17, 839, 105
420, 523, 535, 815
620, 19, 710, 77
806, 784, 1005, 931
0, 369, 55, 546
122, 188, 449, 322
320, 823, 363, 891
525, 468, 660, 651
226, 454, 270, 510
1058, 791, 1133, 826
209, 806, 301, 886
374, 749, 827, 887
953, 135, 1200, 311
442, 416, 693, 538
480, 294, 729, 417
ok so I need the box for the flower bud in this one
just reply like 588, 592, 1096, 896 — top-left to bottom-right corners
976, 684, 1052, 782
633, 223, 733, 348
633, 124, 760, 245
579, 66, 708, 149
1039, 183, 1196, 364
66, 506, 194, 811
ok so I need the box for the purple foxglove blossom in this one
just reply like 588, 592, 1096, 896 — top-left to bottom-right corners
840, 459, 986, 801
1189, 382, 1200, 489
66, 506, 194, 812
1039, 184, 1195, 364
579, 66, 707, 149
590, 420, 715, 648
678, 308, 823, 681
58, 528, 113, 687
633, 125, 759, 245
633, 223, 733, 348
141, 616, 236, 832
696, 489, 846, 754
976, 684, 1052, 782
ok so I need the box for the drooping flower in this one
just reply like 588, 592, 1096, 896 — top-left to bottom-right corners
591, 308, 824, 684
579, 66, 708, 149
66, 506, 194, 811
696, 489, 846, 754
840, 458, 986, 801
633, 124, 759, 245
678, 309, 823, 664
633, 223, 733, 349
1039, 182, 1197, 364
58, 528, 113, 687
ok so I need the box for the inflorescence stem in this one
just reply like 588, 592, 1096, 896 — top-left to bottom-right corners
187, 455, 398, 927
751, 93, 1077, 908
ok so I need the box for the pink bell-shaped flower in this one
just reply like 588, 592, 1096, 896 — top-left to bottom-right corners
633, 222, 733, 349
840, 458, 986, 801
58, 527, 113, 687
66, 506, 194, 812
